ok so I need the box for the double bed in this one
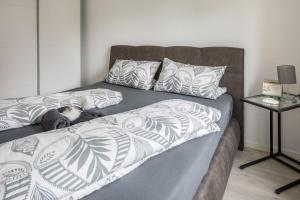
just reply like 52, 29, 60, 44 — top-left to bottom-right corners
0, 46, 244, 200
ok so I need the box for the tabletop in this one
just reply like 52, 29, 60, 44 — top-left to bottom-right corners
241, 94, 300, 112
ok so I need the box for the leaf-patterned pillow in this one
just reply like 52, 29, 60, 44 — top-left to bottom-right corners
154, 58, 227, 99
105, 59, 161, 90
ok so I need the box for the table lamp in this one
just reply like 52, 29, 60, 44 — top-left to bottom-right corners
262, 65, 297, 105
277, 65, 297, 94
277, 65, 298, 102
277, 65, 296, 85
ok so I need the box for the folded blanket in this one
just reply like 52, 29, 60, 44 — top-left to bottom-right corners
0, 89, 122, 132
0, 99, 221, 200
41, 109, 71, 131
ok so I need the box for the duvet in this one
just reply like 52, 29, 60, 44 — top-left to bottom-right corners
0, 89, 123, 132
0, 99, 221, 200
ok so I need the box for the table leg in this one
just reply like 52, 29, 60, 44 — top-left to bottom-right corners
273, 112, 300, 194
239, 111, 274, 169
278, 112, 281, 154
275, 179, 300, 194
270, 111, 273, 156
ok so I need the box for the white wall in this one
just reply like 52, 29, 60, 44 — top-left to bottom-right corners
39, 0, 81, 94
0, 0, 37, 98
83, 0, 300, 157
0, 0, 81, 97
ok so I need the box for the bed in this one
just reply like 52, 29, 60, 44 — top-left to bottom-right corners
0, 46, 244, 200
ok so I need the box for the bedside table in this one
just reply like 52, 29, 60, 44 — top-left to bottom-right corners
239, 94, 300, 194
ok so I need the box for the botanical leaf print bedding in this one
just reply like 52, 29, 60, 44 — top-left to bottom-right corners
0, 89, 122, 132
0, 99, 221, 200
154, 58, 227, 99
105, 59, 161, 90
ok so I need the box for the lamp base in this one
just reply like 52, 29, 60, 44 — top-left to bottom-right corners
280, 92, 299, 103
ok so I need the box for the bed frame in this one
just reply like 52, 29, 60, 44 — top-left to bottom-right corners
109, 45, 244, 148
109, 45, 244, 200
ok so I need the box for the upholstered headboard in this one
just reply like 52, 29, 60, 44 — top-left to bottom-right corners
109, 45, 244, 150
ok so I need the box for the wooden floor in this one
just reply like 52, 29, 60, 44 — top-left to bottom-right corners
223, 148, 300, 200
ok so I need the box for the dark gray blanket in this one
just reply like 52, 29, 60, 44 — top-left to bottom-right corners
0, 82, 233, 200
41, 109, 71, 131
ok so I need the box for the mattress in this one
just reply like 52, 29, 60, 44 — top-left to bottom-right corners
0, 82, 233, 200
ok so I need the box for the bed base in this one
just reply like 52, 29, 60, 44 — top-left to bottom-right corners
194, 119, 240, 200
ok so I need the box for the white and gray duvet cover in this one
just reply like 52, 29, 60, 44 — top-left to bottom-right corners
0, 99, 221, 200
0, 89, 122, 132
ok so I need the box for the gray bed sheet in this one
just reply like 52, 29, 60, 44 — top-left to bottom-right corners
0, 82, 233, 200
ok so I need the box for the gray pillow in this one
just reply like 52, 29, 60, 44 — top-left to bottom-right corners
154, 58, 227, 99
105, 59, 161, 90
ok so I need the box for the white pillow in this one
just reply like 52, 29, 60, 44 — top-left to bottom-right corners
105, 59, 161, 90
154, 58, 227, 99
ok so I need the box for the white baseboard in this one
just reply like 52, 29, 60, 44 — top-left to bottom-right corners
245, 141, 300, 161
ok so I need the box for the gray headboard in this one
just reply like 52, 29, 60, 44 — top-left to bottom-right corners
109, 45, 244, 150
